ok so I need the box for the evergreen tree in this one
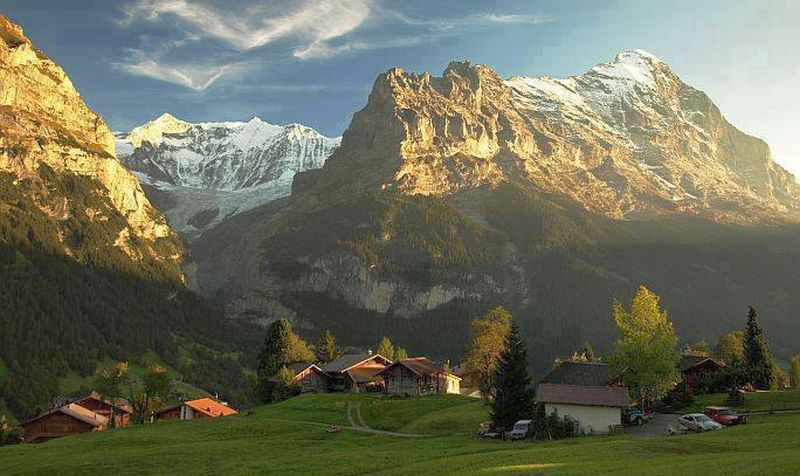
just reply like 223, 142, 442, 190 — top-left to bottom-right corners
256, 319, 314, 402
377, 336, 395, 360
257, 320, 293, 402
743, 306, 774, 390
315, 329, 341, 364
491, 323, 534, 431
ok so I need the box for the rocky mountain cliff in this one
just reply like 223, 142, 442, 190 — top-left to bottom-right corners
192, 52, 800, 370
0, 14, 182, 277
302, 50, 799, 222
117, 114, 340, 237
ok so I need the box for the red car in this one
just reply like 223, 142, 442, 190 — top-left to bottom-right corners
704, 406, 747, 426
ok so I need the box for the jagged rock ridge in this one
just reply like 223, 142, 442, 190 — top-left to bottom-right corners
116, 113, 340, 237
306, 51, 799, 223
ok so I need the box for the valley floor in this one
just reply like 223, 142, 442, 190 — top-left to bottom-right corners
2, 393, 799, 475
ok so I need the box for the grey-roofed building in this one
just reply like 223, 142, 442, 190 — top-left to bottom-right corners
536, 361, 630, 434
380, 357, 461, 396
322, 352, 392, 392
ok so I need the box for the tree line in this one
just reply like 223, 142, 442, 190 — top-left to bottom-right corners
460, 285, 793, 435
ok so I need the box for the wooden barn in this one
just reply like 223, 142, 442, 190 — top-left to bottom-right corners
323, 353, 391, 392
288, 363, 330, 392
678, 355, 724, 394
380, 357, 461, 396
23, 403, 108, 443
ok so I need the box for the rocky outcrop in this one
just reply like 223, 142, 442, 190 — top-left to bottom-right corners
0, 14, 182, 275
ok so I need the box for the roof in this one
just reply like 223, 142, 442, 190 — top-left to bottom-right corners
679, 355, 723, 372
381, 357, 462, 380
25, 403, 109, 427
184, 398, 238, 418
539, 362, 615, 387
536, 383, 630, 408
323, 353, 391, 373
59, 404, 110, 427
74, 391, 132, 414
346, 367, 385, 384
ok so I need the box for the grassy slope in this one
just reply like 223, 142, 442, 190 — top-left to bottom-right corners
57, 351, 211, 403
678, 390, 800, 414
2, 393, 799, 475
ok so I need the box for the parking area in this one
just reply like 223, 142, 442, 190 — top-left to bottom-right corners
625, 413, 680, 438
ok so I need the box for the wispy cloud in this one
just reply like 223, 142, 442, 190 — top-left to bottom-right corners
113, 0, 553, 89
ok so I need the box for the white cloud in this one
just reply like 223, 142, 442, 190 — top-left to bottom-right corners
114, 1, 553, 88
120, 0, 372, 51
114, 58, 239, 91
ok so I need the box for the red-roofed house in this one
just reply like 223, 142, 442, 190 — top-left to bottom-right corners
153, 398, 238, 421
380, 357, 461, 396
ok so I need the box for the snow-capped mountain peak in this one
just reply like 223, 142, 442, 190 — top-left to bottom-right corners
116, 114, 341, 237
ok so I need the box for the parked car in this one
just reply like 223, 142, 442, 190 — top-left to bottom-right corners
678, 413, 723, 432
508, 420, 533, 440
477, 421, 501, 439
704, 406, 747, 426
623, 407, 654, 426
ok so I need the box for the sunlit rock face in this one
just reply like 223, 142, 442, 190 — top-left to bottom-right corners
0, 14, 183, 275
116, 114, 340, 238
310, 52, 799, 223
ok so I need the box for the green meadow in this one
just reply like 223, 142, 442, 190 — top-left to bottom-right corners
2, 393, 799, 475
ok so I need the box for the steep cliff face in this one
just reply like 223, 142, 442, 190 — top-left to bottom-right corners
117, 114, 340, 237
306, 52, 799, 223
193, 53, 800, 369
0, 14, 182, 276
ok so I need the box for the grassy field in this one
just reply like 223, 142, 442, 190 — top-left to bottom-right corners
2, 393, 799, 475
677, 390, 800, 414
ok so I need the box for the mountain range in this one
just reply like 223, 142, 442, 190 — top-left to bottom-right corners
188, 51, 800, 370
116, 114, 340, 237
3, 7, 800, 422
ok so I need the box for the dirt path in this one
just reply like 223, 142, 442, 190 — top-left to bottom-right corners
262, 403, 426, 438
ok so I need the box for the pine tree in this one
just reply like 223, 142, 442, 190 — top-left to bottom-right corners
377, 336, 395, 361
395, 347, 408, 360
743, 306, 774, 389
257, 320, 293, 402
315, 329, 341, 364
491, 323, 534, 431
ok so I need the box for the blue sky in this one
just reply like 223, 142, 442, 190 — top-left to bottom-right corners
3, 0, 800, 175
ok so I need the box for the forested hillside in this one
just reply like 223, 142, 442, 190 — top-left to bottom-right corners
0, 14, 258, 420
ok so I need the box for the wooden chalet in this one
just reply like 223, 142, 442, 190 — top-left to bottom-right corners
71, 391, 132, 427
23, 403, 108, 443
288, 363, 330, 392
322, 352, 391, 392
678, 354, 724, 394
380, 357, 461, 396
